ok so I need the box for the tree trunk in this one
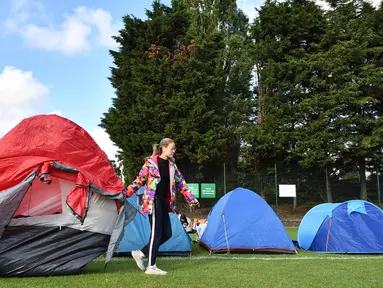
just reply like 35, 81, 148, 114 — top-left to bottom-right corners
327, 181, 333, 203
256, 63, 264, 125
260, 176, 265, 199
294, 176, 300, 210
325, 166, 333, 203
359, 157, 367, 200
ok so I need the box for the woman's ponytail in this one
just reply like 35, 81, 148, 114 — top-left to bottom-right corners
152, 143, 161, 157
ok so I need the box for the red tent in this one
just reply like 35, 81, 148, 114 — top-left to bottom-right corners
0, 114, 124, 219
0, 114, 132, 277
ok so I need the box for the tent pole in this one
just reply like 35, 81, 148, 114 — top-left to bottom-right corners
275, 164, 278, 215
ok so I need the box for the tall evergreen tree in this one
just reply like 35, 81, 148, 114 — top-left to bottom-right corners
101, 0, 253, 189
101, 2, 192, 180
313, 0, 383, 199
181, 0, 254, 187
247, 0, 326, 198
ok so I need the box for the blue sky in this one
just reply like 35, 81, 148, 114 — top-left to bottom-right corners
0, 0, 258, 159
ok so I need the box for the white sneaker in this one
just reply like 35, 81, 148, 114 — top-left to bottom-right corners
145, 265, 168, 275
131, 250, 145, 271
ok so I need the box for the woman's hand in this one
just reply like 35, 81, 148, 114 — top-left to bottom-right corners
190, 198, 200, 208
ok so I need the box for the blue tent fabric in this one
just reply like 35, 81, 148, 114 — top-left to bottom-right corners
116, 189, 192, 256
297, 203, 341, 250
198, 187, 296, 253
298, 200, 383, 253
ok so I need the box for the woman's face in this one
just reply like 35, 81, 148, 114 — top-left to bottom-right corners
162, 142, 176, 158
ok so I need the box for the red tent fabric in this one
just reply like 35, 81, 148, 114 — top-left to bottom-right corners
0, 114, 124, 219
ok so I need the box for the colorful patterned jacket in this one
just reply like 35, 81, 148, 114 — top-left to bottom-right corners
124, 155, 197, 215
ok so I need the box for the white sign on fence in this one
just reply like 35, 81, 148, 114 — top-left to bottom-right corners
279, 184, 296, 197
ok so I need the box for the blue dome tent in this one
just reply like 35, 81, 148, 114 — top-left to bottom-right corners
198, 188, 296, 253
116, 188, 192, 256
298, 200, 383, 253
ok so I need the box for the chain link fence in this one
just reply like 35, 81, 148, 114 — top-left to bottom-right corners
180, 162, 383, 215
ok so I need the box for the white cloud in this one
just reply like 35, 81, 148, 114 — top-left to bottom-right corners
315, 0, 330, 10
74, 7, 120, 48
0, 65, 117, 159
47, 110, 63, 116
0, 66, 49, 137
4, 0, 49, 32
372, 0, 381, 7
22, 19, 92, 56
89, 127, 119, 161
237, 0, 259, 23
5, 0, 122, 56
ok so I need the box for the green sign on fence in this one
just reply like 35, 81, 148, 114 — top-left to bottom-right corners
188, 183, 199, 198
201, 183, 216, 198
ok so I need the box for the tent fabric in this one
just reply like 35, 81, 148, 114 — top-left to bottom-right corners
0, 115, 136, 276
116, 192, 192, 256
198, 187, 296, 253
9, 179, 119, 235
297, 203, 342, 250
106, 200, 137, 262
0, 114, 124, 195
298, 200, 383, 253
0, 225, 110, 277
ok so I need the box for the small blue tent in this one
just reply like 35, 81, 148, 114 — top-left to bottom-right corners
116, 190, 192, 256
298, 200, 383, 253
198, 187, 296, 253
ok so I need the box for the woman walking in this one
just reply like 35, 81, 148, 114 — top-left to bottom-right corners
124, 138, 199, 275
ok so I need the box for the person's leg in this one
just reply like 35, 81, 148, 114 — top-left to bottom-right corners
132, 213, 152, 271
159, 208, 172, 245
133, 198, 168, 275
133, 199, 164, 271
140, 214, 153, 257
144, 198, 168, 275
146, 198, 164, 267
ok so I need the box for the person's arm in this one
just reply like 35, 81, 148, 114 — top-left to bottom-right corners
174, 165, 199, 206
123, 163, 148, 198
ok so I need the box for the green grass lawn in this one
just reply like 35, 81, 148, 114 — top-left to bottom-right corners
286, 227, 297, 240
1, 228, 382, 288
